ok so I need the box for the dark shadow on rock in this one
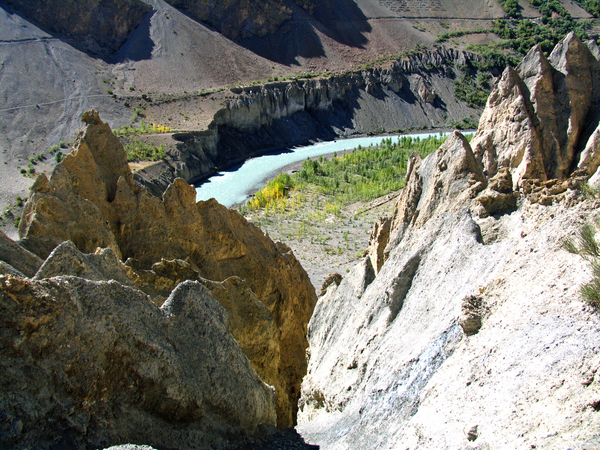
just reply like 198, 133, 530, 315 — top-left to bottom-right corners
238, 15, 326, 66
309, 0, 371, 49
237, 0, 371, 66
112, 10, 156, 63
228, 426, 319, 449
399, 82, 419, 105
433, 96, 447, 111
0, 0, 151, 62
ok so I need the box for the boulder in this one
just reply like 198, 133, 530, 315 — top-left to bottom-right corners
33, 240, 134, 287
319, 273, 343, 297
0, 276, 276, 449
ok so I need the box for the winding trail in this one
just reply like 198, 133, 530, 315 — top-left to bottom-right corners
0, 95, 112, 113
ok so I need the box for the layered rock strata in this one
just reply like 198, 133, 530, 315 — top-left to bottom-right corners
16, 110, 317, 429
297, 34, 600, 448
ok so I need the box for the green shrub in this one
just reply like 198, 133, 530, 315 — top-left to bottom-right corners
55, 151, 63, 163
563, 216, 600, 306
124, 140, 167, 162
249, 134, 447, 214
435, 29, 489, 43
499, 0, 522, 17
454, 74, 490, 108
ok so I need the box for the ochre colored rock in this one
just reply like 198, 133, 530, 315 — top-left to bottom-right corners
18, 110, 317, 428
0, 275, 276, 449
366, 216, 391, 275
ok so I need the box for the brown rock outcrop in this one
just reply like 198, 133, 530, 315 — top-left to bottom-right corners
458, 294, 484, 336
319, 273, 343, 297
18, 110, 317, 428
0, 273, 276, 450
366, 216, 391, 275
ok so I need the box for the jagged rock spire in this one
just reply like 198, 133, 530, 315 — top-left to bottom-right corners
471, 32, 600, 187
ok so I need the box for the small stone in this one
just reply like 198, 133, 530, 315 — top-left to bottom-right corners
467, 425, 478, 441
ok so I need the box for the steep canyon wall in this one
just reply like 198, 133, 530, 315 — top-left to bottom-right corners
135, 48, 489, 196
0, 109, 317, 450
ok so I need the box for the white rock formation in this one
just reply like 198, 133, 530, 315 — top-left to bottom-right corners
298, 34, 600, 449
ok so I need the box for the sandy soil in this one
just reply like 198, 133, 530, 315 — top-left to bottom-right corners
244, 186, 399, 291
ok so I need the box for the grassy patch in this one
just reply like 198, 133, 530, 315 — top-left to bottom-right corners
435, 29, 490, 43
562, 215, 600, 306
124, 140, 166, 162
114, 121, 173, 137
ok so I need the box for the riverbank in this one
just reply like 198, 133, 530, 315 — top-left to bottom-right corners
198, 129, 461, 208
243, 188, 399, 290
237, 130, 466, 289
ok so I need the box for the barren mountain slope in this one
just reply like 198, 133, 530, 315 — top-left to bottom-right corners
0, 0, 592, 225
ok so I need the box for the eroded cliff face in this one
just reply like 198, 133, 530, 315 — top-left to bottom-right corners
298, 34, 600, 449
135, 48, 488, 194
14, 110, 317, 430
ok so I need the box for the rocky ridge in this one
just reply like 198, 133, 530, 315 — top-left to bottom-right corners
1, 268, 276, 449
1, 108, 317, 445
297, 33, 600, 448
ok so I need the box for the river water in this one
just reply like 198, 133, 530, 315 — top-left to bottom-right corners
195, 132, 449, 207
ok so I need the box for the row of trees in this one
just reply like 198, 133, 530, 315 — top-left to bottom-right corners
245, 134, 450, 213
